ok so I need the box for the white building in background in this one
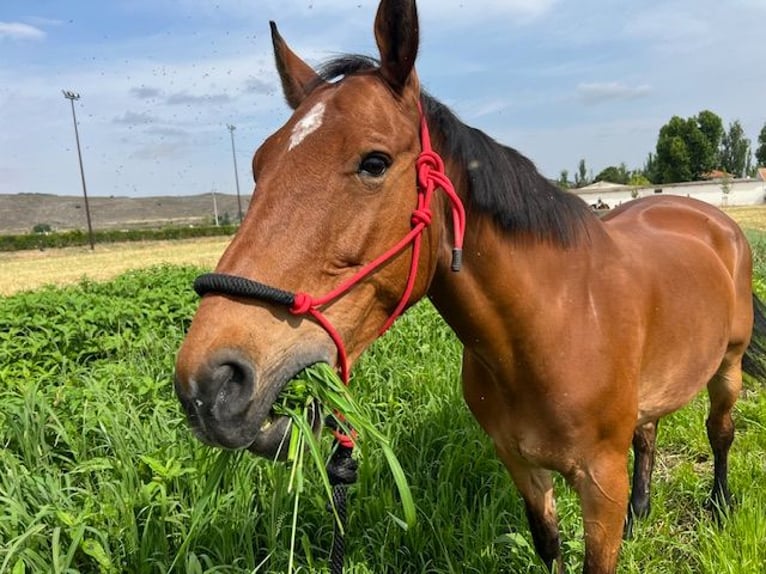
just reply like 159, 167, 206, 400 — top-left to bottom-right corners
572, 169, 766, 209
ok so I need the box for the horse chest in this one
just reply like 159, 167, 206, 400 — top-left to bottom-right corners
463, 354, 585, 468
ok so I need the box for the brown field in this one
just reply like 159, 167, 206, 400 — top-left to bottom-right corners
722, 206, 766, 232
2, 205, 766, 297
0, 192, 248, 235
0, 236, 231, 296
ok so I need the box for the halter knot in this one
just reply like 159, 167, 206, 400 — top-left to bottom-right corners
411, 208, 432, 228
416, 150, 445, 188
290, 292, 314, 315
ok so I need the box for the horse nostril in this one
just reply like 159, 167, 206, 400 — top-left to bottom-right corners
197, 351, 256, 417
211, 361, 247, 388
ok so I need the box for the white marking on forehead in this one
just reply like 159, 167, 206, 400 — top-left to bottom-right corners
288, 102, 326, 151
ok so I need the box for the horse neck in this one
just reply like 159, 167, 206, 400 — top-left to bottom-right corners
426, 163, 609, 349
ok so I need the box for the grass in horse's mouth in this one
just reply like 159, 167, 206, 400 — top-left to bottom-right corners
272, 364, 354, 468
272, 370, 318, 426
270, 364, 416, 551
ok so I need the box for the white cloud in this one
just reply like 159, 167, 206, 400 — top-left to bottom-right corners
576, 82, 652, 105
130, 86, 164, 100
166, 91, 233, 106
244, 77, 276, 96
0, 22, 45, 40
145, 126, 189, 138
113, 111, 159, 126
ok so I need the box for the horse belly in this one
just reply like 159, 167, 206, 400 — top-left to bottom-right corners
636, 346, 725, 423
635, 260, 734, 423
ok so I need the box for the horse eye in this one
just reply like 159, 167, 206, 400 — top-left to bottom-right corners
358, 153, 391, 178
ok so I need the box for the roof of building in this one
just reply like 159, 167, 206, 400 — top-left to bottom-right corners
577, 181, 629, 192
701, 169, 732, 180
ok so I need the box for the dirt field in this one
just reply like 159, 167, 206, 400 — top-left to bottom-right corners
722, 206, 766, 232
0, 192, 248, 235
0, 236, 231, 296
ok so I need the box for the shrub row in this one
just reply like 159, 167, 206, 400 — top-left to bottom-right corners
0, 225, 238, 252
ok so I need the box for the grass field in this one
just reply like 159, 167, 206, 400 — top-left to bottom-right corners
1, 207, 766, 573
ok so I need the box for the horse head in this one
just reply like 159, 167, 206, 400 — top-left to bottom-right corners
174, 0, 451, 458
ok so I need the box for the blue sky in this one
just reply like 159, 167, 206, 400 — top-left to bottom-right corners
1, 0, 764, 198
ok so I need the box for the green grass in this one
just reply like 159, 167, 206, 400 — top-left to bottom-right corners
1, 263, 765, 573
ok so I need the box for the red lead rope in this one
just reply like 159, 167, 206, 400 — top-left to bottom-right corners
287, 101, 466, 446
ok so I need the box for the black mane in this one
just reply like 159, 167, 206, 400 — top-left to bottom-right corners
319, 55, 593, 247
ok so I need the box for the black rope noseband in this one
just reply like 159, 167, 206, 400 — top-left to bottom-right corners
194, 273, 296, 307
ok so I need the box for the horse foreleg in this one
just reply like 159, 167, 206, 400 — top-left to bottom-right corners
462, 353, 563, 571
573, 449, 630, 574
705, 362, 742, 516
625, 419, 658, 538
500, 454, 563, 572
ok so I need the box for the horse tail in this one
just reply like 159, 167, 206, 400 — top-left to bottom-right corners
743, 294, 766, 384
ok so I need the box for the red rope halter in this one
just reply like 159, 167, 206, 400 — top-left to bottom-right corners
194, 100, 466, 448
286, 102, 465, 384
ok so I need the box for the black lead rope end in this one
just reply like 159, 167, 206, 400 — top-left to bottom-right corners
325, 416, 358, 486
326, 423, 357, 574
451, 248, 463, 272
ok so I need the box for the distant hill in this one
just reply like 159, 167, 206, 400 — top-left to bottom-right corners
0, 193, 250, 235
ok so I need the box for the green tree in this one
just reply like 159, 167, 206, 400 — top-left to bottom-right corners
696, 109, 724, 167
756, 123, 766, 167
627, 172, 651, 187
655, 116, 692, 183
557, 169, 570, 189
685, 116, 717, 177
720, 120, 751, 178
595, 163, 629, 184
653, 111, 723, 183
643, 152, 659, 183
574, 158, 590, 188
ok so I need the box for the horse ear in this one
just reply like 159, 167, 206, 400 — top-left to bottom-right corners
270, 21, 325, 109
374, 0, 419, 94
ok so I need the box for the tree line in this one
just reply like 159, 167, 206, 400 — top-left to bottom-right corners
560, 113, 766, 188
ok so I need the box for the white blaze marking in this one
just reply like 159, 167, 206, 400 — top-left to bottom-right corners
288, 102, 326, 151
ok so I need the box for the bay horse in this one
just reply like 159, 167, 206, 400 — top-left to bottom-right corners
174, 1, 766, 571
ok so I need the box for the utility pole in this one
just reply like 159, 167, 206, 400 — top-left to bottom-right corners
62, 90, 95, 250
227, 124, 244, 223
212, 188, 219, 226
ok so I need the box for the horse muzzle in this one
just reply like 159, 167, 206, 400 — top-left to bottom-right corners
174, 346, 328, 458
